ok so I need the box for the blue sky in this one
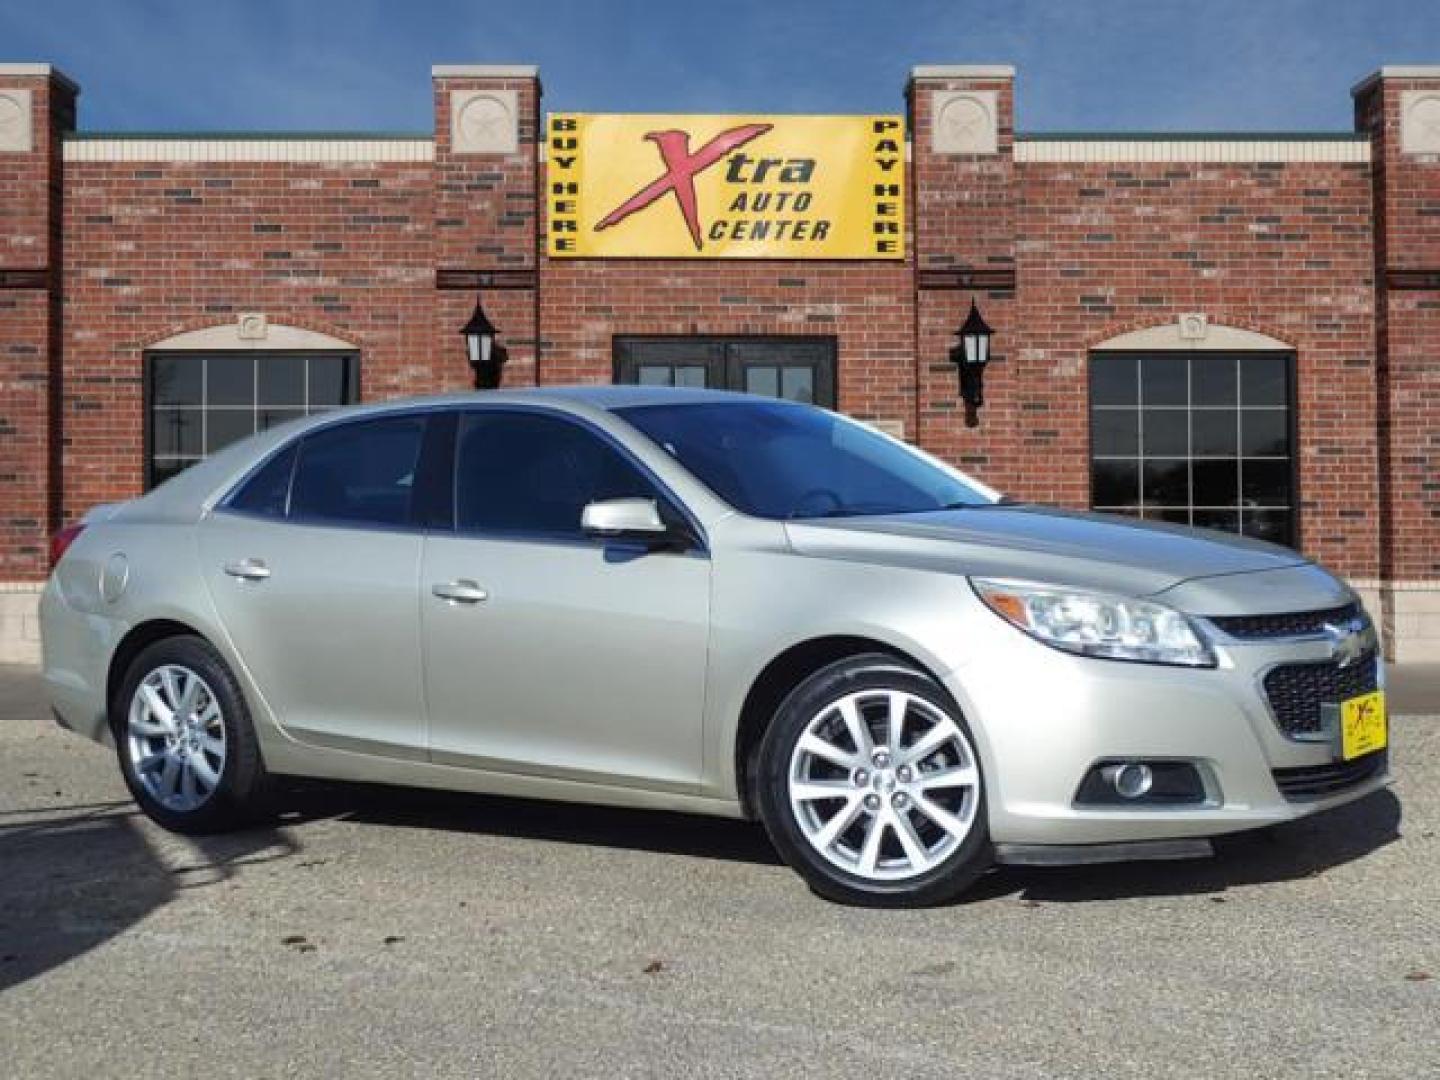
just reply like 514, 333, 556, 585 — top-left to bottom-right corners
3, 0, 1437, 133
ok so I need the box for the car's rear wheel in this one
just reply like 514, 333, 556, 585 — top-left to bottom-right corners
755, 653, 991, 906
114, 635, 272, 834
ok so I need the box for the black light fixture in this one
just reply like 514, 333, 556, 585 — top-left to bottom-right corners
460, 294, 506, 390
949, 299, 994, 428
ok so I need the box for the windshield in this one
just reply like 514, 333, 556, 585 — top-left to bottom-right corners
615, 400, 995, 520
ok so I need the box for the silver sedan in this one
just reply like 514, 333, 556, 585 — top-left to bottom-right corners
41, 387, 1390, 906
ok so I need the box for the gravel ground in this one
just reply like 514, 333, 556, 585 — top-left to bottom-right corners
1, 664, 1436, 1079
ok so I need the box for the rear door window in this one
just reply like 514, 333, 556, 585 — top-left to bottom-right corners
227, 442, 299, 518
290, 416, 427, 528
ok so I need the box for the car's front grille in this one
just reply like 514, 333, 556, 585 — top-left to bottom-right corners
1272, 751, 1387, 800
1209, 603, 1360, 640
1262, 654, 1379, 737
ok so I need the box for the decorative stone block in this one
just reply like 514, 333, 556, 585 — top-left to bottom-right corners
450, 88, 519, 155
237, 312, 268, 340
0, 87, 33, 153
932, 90, 998, 155
1400, 90, 1440, 155
1178, 313, 1208, 340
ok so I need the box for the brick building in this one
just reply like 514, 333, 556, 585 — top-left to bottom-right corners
1, 61, 1437, 662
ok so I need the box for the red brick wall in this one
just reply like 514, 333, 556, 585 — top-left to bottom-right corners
536, 258, 916, 425
0, 72, 73, 580
59, 155, 442, 522
1011, 156, 1378, 578
905, 75, 1379, 578
4, 62, 1433, 602
911, 74, 1016, 276
432, 73, 540, 389
1356, 76, 1440, 583
909, 74, 1017, 480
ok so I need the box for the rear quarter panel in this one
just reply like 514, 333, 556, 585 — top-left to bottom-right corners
42, 516, 286, 753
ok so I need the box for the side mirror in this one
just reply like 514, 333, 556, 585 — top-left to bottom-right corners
581, 497, 681, 546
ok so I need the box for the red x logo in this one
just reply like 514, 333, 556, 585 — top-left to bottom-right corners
595, 123, 773, 251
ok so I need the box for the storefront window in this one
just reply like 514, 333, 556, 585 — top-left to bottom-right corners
146, 352, 358, 488
1089, 351, 1295, 546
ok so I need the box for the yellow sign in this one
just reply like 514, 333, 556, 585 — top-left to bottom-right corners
1339, 690, 1387, 761
547, 113, 905, 259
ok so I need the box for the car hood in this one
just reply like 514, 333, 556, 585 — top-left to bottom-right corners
783, 505, 1350, 615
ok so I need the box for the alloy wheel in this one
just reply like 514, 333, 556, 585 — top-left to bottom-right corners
126, 664, 227, 813
787, 688, 980, 881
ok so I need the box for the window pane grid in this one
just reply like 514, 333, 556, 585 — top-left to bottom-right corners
1089, 352, 1293, 546
146, 352, 358, 489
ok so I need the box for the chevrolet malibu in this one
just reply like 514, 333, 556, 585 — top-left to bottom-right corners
41, 387, 1390, 906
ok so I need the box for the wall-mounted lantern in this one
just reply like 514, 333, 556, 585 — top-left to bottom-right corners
948, 299, 994, 428
461, 294, 507, 390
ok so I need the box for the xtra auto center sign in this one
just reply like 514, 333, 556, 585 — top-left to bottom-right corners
546, 114, 905, 259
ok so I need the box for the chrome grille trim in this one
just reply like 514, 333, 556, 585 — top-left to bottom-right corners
1207, 602, 1361, 641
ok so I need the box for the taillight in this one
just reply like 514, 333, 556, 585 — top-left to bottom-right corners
50, 523, 85, 567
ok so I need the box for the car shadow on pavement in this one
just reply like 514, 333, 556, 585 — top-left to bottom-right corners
275, 781, 786, 866
972, 788, 1403, 904
273, 780, 1402, 901
0, 802, 301, 993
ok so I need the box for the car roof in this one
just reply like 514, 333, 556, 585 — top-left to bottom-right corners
358, 384, 764, 414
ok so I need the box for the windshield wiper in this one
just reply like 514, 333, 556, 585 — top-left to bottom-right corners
792, 506, 888, 519
792, 496, 1005, 519
883, 500, 981, 514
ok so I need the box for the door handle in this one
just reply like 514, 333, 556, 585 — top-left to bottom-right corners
432, 579, 488, 604
223, 558, 271, 582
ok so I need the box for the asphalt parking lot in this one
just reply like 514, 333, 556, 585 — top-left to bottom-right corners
2, 665, 1437, 1079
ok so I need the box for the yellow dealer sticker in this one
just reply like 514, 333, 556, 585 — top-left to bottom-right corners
1339, 690, 1387, 761
547, 113, 905, 259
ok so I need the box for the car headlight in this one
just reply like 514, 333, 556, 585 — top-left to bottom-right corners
970, 578, 1216, 668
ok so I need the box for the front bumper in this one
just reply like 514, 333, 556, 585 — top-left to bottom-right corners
943, 615, 1391, 847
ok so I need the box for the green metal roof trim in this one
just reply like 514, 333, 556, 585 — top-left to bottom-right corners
1017, 131, 1369, 142
65, 131, 432, 141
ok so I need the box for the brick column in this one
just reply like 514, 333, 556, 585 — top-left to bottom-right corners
431, 65, 541, 390
1355, 67, 1440, 661
907, 66, 1022, 490
0, 64, 76, 660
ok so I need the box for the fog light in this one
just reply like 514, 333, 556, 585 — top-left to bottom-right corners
1075, 760, 1207, 807
1107, 762, 1154, 799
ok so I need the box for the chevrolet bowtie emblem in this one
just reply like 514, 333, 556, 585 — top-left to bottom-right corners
1323, 618, 1371, 669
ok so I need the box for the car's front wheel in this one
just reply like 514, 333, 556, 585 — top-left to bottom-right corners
113, 635, 273, 834
755, 654, 991, 906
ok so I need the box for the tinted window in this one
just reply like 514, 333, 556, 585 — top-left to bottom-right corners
290, 416, 426, 527
228, 442, 298, 518
616, 401, 992, 520
455, 411, 658, 537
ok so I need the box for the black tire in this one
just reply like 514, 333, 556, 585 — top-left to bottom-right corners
754, 653, 991, 907
112, 634, 274, 834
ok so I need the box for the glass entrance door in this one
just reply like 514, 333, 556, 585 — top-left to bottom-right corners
614, 337, 837, 408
